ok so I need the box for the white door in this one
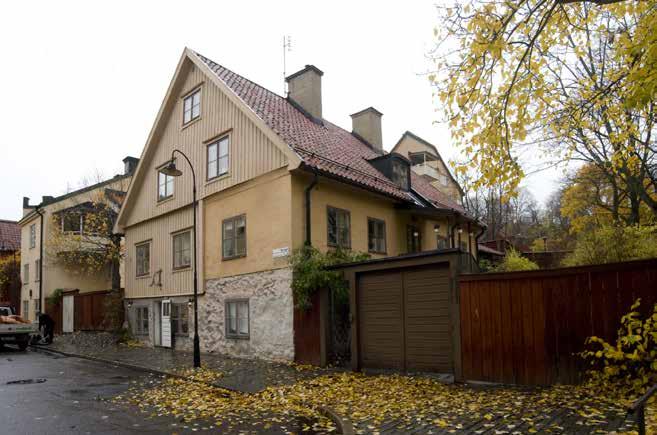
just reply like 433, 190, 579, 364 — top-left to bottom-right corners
161, 300, 172, 348
62, 295, 74, 333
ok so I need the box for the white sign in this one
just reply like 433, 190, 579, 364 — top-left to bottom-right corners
272, 247, 290, 258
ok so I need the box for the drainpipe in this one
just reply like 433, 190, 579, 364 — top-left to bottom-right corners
35, 204, 45, 316
304, 172, 319, 246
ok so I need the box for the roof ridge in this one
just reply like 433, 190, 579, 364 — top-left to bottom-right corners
193, 50, 287, 101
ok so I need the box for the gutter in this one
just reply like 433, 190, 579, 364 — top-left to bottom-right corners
304, 172, 319, 246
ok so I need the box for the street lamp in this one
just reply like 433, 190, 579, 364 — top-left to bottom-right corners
160, 149, 201, 368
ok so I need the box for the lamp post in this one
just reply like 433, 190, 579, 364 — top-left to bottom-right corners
160, 150, 201, 368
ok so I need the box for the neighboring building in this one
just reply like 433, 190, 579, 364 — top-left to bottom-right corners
0, 220, 21, 313
391, 131, 464, 205
114, 48, 482, 360
18, 158, 137, 321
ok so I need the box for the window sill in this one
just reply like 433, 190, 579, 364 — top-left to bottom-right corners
222, 254, 246, 262
136, 274, 151, 280
368, 250, 388, 256
172, 266, 191, 274
157, 195, 174, 206
205, 172, 230, 186
181, 116, 202, 131
226, 335, 250, 340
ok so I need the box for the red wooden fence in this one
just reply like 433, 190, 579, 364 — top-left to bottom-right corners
459, 258, 657, 385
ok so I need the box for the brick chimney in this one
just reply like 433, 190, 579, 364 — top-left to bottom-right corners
351, 107, 383, 151
286, 65, 323, 121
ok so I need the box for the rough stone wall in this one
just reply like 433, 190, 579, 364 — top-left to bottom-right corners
201, 267, 294, 361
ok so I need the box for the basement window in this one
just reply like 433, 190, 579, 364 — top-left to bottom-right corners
135, 306, 149, 335
225, 299, 249, 339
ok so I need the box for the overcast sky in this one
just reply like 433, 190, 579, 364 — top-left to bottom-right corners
0, 0, 558, 221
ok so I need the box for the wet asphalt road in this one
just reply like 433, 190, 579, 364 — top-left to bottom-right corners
0, 346, 178, 434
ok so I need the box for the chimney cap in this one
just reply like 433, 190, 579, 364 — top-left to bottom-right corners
350, 106, 383, 118
122, 156, 139, 163
285, 65, 324, 82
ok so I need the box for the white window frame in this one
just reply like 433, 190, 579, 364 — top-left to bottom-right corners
23, 264, 29, 285
35, 259, 40, 282
222, 215, 246, 260
182, 88, 201, 125
135, 241, 151, 277
207, 135, 230, 180
225, 299, 249, 339
157, 170, 174, 201
29, 224, 36, 249
172, 230, 192, 269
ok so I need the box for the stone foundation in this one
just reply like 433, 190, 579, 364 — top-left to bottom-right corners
200, 268, 294, 361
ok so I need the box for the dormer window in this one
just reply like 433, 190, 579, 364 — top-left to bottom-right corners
367, 153, 411, 191
183, 88, 201, 124
391, 160, 409, 190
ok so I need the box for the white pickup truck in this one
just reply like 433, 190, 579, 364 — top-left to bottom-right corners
0, 306, 38, 350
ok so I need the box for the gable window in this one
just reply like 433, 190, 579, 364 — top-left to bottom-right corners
62, 213, 82, 234
327, 206, 351, 249
158, 170, 174, 201
183, 88, 201, 124
440, 174, 449, 187
136, 242, 151, 277
391, 160, 409, 190
172, 303, 189, 336
222, 215, 246, 259
407, 225, 422, 254
29, 224, 36, 248
135, 306, 149, 335
367, 218, 386, 254
207, 136, 229, 180
23, 264, 29, 285
173, 231, 192, 269
35, 260, 40, 281
225, 299, 249, 339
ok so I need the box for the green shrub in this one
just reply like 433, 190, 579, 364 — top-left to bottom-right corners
290, 245, 369, 309
495, 248, 539, 272
562, 225, 657, 267
581, 298, 657, 396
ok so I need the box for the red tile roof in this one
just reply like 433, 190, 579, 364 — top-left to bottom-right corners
0, 220, 20, 252
195, 52, 466, 215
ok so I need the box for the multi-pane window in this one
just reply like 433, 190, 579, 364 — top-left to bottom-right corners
23, 264, 29, 285
440, 174, 449, 187
222, 215, 246, 259
135, 306, 149, 335
327, 207, 351, 249
62, 213, 82, 234
391, 160, 409, 190
173, 231, 191, 269
35, 259, 40, 281
225, 300, 249, 339
437, 234, 449, 250
22, 301, 29, 319
172, 303, 189, 336
407, 225, 422, 254
367, 218, 386, 254
158, 171, 174, 200
183, 89, 201, 124
136, 242, 151, 277
207, 136, 229, 180
29, 224, 36, 248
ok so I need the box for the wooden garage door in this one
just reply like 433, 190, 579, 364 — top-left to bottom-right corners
357, 265, 452, 373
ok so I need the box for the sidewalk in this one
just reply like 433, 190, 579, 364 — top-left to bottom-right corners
40, 332, 337, 393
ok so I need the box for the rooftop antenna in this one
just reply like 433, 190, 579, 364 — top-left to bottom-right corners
283, 35, 292, 95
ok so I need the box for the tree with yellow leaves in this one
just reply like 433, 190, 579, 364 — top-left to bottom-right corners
432, 0, 657, 216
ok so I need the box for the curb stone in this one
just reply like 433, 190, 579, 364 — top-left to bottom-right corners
318, 405, 355, 435
30, 345, 233, 394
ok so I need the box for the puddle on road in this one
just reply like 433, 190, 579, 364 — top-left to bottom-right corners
6, 378, 47, 385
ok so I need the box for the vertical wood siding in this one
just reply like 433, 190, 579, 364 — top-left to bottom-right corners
124, 61, 288, 228
459, 259, 657, 385
125, 207, 195, 298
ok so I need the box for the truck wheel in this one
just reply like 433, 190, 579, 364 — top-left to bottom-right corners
17, 340, 28, 351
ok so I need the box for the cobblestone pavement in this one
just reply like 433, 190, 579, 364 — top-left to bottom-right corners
43, 332, 339, 393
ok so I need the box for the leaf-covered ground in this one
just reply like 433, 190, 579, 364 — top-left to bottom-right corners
111, 368, 655, 434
